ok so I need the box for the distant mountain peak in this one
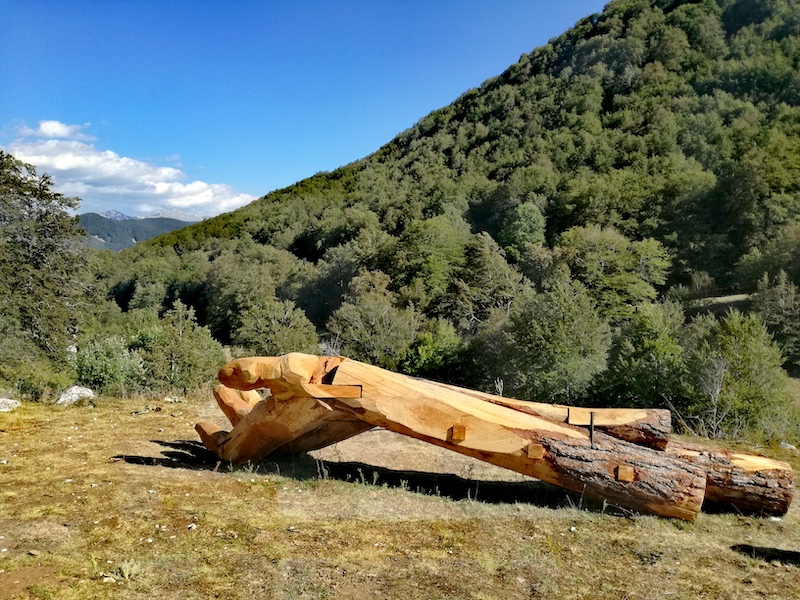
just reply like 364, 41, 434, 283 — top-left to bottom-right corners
100, 210, 135, 221
146, 209, 206, 222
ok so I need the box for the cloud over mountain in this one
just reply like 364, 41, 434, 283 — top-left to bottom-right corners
4, 120, 255, 217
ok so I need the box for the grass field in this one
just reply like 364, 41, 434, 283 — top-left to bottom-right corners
1, 393, 799, 599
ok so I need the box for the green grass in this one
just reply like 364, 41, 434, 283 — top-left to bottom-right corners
1, 395, 798, 599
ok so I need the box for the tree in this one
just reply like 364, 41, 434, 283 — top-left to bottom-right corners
0, 151, 89, 360
393, 213, 471, 304
234, 299, 318, 356
75, 336, 144, 396
499, 202, 546, 260
595, 301, 686, 409
556, 225, 670, 321
440, 233, 527, 334
326, 271, 420, 371
470, 268, 611, 403
753, 270, 800, 375
401, 318, 462, 378
680, 311, 789, 438
735, 219, 800, 288
131, 302, 224, 393
203, 254, 278, 343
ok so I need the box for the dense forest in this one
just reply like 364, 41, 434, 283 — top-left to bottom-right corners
3, 0, 800, 442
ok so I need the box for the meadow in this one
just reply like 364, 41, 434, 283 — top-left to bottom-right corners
1, 394, 798, 600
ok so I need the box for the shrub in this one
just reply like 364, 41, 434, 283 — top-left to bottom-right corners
76, 336, 143, 396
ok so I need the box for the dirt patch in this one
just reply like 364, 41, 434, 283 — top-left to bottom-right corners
0, 521, 71, 546
309, 428, 535, 482
0, 565, 63, 599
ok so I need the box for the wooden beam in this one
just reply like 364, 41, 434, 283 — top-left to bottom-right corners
424, 380, 671, 449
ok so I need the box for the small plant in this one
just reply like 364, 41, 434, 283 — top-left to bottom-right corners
94, 556, 142, 582
117, 560, 142, 581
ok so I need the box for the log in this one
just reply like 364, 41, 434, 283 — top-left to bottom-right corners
438, 383, 794, 516
666, 441, 794, 516
197, 387, 371, 463
439, 383, 795, 516
206, 354, 706, 520
424, 380, 671, 449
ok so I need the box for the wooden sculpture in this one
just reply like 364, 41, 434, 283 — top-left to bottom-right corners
196, 353, 794, 520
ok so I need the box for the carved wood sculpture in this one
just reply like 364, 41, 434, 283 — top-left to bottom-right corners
196, 353, 794, 520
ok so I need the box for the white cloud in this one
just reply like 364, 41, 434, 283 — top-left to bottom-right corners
20, 120, 95, 141
3, 120, 256, 218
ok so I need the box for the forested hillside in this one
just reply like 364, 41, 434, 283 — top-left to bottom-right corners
4, 0, 800, 442
79, 213, 196, 251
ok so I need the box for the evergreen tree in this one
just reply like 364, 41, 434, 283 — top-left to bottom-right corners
595, 301, 686, 409
0, 151, 89, 360
680, 311, 789, 438
327, 271, 420, 370
754, 270, 800, 374
132, 302, 224, 392
471, 268, 611, 403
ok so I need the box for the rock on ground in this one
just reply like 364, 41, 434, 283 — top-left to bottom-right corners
779, 442, 799, 454
55, 386, 95, 406
0, 397, 21, 412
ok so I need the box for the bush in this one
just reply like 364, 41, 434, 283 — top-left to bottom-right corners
680, 311, 791, 439
76, 336, 144, 396
133, 302, 225, 393
234, 299, 318, 356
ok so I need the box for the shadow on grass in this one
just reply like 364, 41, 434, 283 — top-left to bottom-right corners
318, 459, 580, 508
113, 439, 220, 470
114, 441, 614, 513
731, 544, 800, 566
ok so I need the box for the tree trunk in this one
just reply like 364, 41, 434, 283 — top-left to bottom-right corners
197, 380, 372, 462
666, 441, 794, 516
205, 354, 705, 519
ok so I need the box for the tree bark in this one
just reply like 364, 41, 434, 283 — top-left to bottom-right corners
666, 441, 794, 516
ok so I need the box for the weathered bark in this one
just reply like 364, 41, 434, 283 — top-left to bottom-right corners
425, 380, 671, 449
666, 441, 794, 516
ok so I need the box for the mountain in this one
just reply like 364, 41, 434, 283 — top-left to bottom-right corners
100, 209, 205, 222
143, 0, 800, 288
146, 209, 207, 222
104, 0, 800, 398
79, 213, 196, 251
100, 210, 136, 221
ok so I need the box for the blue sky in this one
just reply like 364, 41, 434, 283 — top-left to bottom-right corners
1, 1, 608, 218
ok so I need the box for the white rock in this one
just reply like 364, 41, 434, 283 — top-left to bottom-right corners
55, 386, 95, 406
779, 442, 799, 454
0, 398, 21, 412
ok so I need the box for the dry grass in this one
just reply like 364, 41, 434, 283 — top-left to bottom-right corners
1, 394, 799, 600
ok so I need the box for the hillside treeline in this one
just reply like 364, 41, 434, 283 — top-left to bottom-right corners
3, 0, 800, 441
